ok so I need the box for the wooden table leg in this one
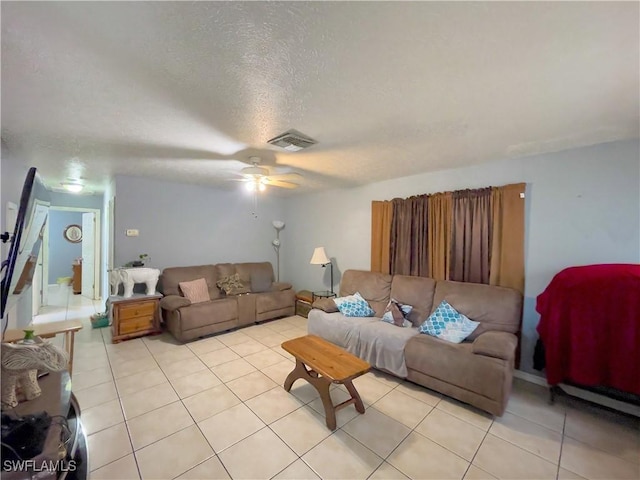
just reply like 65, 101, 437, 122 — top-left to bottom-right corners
64, 331, 76, 377
344, 379, 365, 414
284, 359, 308, 392
283, 359, 337, 430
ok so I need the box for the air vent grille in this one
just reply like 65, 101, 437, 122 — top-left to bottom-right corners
267, 129, 317, 151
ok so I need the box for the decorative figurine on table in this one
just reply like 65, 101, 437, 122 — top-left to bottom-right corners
1, 337, 69, 408
109, 267, 160, 298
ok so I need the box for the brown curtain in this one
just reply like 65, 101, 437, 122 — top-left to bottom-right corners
427, 192, 452, 280
450, 188, 492, 284
490, 183, 526, 293
371, 200, 393, 273
390, 196, 429, 276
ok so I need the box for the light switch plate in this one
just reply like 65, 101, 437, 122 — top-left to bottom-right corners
126, 229, 139, 237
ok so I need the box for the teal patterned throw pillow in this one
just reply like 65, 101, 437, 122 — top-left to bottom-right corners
419, 300, 479, 343
334, 292, 375, 318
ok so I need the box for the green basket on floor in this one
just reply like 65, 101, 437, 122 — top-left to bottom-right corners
90, 313, 109, 329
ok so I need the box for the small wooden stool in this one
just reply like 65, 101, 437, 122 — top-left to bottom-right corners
295, 290, 314, 318
281, 335, 371, 430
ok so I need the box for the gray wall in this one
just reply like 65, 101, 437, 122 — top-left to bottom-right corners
48, 210, 83, 284
283, 139, 640, 374
113, 175, 287, 275
49, 191, 103, 210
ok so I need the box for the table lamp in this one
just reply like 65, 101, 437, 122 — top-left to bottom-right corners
310, 247, 333, 294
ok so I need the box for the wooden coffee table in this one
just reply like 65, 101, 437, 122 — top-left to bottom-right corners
281, 334, 371, 430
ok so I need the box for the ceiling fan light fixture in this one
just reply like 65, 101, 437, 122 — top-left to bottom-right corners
61, 182, 84, 193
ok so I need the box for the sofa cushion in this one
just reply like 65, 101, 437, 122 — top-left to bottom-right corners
419, 300, 479, 343
255, 289, 295, 314
160, 265, 221, 300
234, 262, 274, 287
308, 309, 377, 354
340, 270, 392, 317
179, 278, 210, 303
178, 298, 237, 331
472, 332, 518, 360
357, 322, 419, 377
215, 263, 236, 280
334, 292, 375, 317
432, 281, 522, 340
405, 334, 509, 401
390, 275, 437, 327
250, 263, 274, 293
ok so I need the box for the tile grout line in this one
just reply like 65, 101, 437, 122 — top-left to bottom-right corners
78, 313, 636, 480
555, 408, 567, 480
83, 306, 141, 478
144, 336, 238, 480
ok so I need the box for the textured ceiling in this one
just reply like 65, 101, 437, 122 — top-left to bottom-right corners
2, 2, 638, 195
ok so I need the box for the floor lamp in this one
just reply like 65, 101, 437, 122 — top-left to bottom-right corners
272, 220, 285, 282
310, 247, 334, 294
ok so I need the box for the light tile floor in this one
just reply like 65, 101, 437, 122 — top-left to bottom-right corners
36, 287, 640, 480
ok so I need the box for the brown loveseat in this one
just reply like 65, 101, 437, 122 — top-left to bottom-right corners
309, 269, 522, 416
159, 262, 295, 342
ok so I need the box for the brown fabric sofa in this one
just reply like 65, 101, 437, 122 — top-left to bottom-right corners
309, 269, 522, 416
159, 262, 295, 342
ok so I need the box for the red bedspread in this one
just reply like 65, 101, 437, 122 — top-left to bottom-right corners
536, 264, 640, 395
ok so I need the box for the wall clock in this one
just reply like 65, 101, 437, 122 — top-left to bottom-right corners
64, 224, 82, 243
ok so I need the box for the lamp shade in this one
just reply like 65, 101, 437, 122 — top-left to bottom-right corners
272, 220, 285, 230
310, 247, 330, 265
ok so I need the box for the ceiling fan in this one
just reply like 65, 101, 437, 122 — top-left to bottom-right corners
233, 156, 301, 191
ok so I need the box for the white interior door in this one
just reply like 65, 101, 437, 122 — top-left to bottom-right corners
41, 217, 49, 306
81, 212, 95, 299
32, 242, 43, 315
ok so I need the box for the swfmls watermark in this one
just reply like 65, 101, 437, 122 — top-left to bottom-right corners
3, 459, 77, 473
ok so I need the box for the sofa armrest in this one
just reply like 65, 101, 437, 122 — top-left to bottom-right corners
160, 295, 191, 311
312, 298, 339, 313
271, 282, 292, 291
472, 331, 518, 360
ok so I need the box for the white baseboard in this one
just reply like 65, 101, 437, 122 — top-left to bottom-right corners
514, 370, 548, 387
514, 370, 640, 417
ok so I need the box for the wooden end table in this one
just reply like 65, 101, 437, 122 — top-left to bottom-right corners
281, 334, 371, 430
110, 293, 162, 343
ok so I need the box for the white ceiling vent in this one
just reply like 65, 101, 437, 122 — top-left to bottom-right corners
267, 129, 317, 151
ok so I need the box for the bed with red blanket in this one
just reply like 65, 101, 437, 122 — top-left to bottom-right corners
536, 264, 640, 396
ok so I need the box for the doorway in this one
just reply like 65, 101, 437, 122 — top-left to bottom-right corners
41, 207, 101, 308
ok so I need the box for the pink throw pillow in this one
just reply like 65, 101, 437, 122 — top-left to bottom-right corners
179, 278, 210, 303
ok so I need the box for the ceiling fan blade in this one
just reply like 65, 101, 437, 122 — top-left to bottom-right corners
266, 172, 303, 181
264, 178, 299, 189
